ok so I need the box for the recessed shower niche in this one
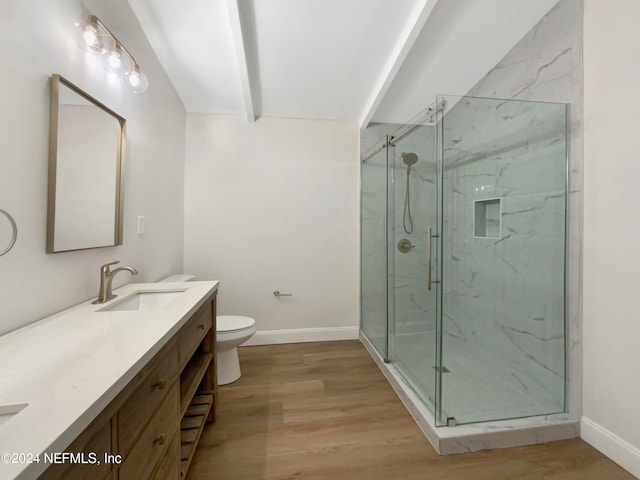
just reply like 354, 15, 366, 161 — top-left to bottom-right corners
473, 198, 501, 238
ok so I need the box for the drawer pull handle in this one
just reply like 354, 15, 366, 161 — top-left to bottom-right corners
197, 323, 206, 330
152, 379, 166, 390
153, 433, 167, 446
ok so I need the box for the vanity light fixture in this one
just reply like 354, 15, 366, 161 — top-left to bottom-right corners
74, 15, 148, 93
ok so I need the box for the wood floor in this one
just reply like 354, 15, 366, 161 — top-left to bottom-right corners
187, 341, 636, 480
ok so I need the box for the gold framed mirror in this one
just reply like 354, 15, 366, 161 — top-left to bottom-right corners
47, 74, 126, 253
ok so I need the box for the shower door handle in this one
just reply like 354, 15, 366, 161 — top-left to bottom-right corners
428, 227, 440, 291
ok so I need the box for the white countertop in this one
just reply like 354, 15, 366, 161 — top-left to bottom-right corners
0, 280, 219, 480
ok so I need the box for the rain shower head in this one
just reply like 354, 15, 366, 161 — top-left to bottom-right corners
401, 152, 418, 166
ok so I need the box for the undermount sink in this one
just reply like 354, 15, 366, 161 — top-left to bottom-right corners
0, 403, 28, 427
98, 290, 186, 312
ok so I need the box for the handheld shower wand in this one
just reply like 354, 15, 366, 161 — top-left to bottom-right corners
401, 152, 418, 234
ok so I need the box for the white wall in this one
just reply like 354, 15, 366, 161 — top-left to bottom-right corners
0, 0, 186, 335
582, 0, 640, 476
184, 115, 359, 343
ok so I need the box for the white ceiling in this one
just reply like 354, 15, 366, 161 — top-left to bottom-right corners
126, 0, 560, 125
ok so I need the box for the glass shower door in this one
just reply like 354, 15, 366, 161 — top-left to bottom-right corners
435, 94, 567, 425
360, 135, 390, 358
387, 123, 440, 411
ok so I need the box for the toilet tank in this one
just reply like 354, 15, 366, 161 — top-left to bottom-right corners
158, 274, 196, 282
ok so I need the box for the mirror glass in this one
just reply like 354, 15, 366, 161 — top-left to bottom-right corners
47, 74, 125, 253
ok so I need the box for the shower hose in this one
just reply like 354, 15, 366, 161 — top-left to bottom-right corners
403, 166, 414, 234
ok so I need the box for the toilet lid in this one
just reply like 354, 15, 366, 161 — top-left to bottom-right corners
217, 315, 255, 332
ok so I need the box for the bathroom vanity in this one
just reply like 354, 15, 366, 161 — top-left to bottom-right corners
0, 281, 218, 480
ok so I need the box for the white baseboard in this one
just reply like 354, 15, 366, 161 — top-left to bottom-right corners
581, 416, 640, 478
241, 326, 359, 346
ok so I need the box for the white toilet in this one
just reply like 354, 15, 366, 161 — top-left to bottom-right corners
159, 274, 256, 385
216, 315, 256, 385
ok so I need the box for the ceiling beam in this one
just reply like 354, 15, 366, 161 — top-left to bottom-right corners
227, 0, 255, 122
358, 0, 439, 128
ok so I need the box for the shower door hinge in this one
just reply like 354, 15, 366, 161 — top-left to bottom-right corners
447, 417, 457, 427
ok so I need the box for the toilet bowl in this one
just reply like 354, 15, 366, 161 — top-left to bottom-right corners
158, 274, 256, 385
216, 315, 256, 385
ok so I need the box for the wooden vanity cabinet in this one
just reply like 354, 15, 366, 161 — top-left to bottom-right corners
177, 295, 217, 475
39, 291, 217, 480
37, 418, 113, 480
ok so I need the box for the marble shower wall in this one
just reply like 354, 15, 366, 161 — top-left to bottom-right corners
360, 0, 582, 421
439, 96, 567, 419
389, 126, 437, 338
360, 122, 438, 343
361, 121, 439, 408
452, 0, 583, 417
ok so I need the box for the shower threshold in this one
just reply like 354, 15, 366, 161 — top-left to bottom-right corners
360, 333, 579, 454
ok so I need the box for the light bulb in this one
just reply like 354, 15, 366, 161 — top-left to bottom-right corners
83, 26, 97, 47
128, 70, 140, 87
102, 43, 131, 74
75, 19, 104, 54
125, 65, 148, 93
108, 49, 122, 69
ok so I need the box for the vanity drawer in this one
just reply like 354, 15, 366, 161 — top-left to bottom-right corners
178, 302, 212, 368
40, 419, 112, 480
118, 344, 179, 455
118, 382, 179, 480
150, 432, 180, 480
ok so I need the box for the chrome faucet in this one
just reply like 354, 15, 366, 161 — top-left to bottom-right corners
92, 261, 139, 304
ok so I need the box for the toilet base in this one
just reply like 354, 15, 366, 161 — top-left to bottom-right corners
217, 347, 242, 385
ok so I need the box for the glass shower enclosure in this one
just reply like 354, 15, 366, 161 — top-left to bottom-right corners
360, 94, 567, 426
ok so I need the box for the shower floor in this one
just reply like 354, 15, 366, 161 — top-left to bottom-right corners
393, 331, 559, 424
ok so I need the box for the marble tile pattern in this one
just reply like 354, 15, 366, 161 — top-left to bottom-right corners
387, 125, 438, 403
362, 102, 571, 424
439, 96, 567, 423
358, 0, 582, 445
389, 126, 437, 333
361, 122, 438, 369
466, 0, 583, 419
361, 332, 579, 455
